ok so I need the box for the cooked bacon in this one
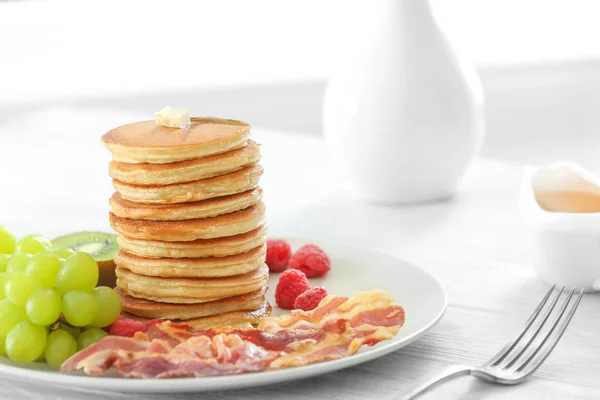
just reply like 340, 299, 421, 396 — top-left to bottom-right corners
61, 290, 405, 378
114, 335, 279, 378
61, 334, 278, 377
143, 320, 345, 352
147, 340, 172, 354
60, 336, 154, 374
260, 291, 405, 333
271, 335, 362, 369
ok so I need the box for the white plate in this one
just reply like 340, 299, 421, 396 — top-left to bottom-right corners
0, 238, 447, 393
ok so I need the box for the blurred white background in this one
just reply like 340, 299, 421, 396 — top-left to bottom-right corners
2, 0, 600, 166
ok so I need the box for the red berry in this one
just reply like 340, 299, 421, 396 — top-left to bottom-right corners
110, 316, 147, 337
289, 244, 331, 278
266, 239, 292, 272
294, 287, 328, 311
275, 269, 311, 309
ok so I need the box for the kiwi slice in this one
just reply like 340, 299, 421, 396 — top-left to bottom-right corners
51, 232, 118, 288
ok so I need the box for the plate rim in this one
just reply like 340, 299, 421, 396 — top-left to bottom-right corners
0, 237, 447, 393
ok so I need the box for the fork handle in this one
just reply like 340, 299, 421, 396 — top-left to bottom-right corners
400, 365, 473, 400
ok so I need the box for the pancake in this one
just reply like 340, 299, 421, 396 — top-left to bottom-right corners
116, 263, 269, 304
122, 300, 272, 329
110, 188, 263, 221
109, 202, 266, 241
101, 117, 251, 164
114, 244, 266, 278
112, 165, 263, 204
117, 224, 267, 258
116, 286, 267, 320
108, 140, 261, 185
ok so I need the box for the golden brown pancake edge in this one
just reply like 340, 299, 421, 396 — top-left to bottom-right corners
114, 244, 266, 278
112, 165, 263, 204
109, 188, 263, 221
108, 140, 261, 185
109, 202, 266, 241
122, 300, 272, 329
115, 263, 269, 304
117, 286, 268, 320
116, 224, 267, 258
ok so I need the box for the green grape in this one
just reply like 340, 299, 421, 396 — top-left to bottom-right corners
56, 253, 98, 294
62, 291, 98, 327
0, 226, 16, 254
49, 248, 76, 259
5, 320, 46, 363
90, 287, 122, 327
25, 253, 61, 289
0, 336, 5, 355
45, 329, 78, 369
0, 254, 10, 272
6, 253, 33, 273
5, 274, 41, 307
0, 300, 27, 335
26, 289, 61, 326
15, 234, 52, 255
77, 327, 107, 350
59, 324, 81, 338
0, 272, 12, 300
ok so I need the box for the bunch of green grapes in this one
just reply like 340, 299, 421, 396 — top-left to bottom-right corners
0, 226, 121, 369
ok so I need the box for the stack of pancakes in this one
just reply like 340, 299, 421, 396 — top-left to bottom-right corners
101, 117, 270, 328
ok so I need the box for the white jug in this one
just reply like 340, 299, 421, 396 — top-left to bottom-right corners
323, 0, 484, 203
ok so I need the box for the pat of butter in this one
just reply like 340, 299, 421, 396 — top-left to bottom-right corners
154, 107, 190, 128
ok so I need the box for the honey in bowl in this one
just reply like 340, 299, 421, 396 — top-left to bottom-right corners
532, 162, 600, 213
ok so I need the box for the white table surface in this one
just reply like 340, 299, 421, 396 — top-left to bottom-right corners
1, 109, 599, 399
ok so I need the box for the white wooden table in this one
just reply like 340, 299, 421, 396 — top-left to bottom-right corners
1, 109, 599, 399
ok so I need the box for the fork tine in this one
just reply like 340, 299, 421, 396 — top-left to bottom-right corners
498, 286, 566, 370
513, 288, 584, 377
483, 285, 558, 368
505, 288, 574, 371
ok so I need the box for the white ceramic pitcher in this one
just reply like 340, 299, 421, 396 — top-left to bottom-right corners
323, 0, 484, 204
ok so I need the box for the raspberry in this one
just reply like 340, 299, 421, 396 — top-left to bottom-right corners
265, 239, 292, 272
289, 244, 331, 278
275, 269, 311, 309
294, 287, 328, 311
110, 316, 147, 337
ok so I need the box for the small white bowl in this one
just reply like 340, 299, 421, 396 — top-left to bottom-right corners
520, 166, 600, 291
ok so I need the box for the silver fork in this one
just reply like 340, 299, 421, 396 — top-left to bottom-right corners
403, 285, 584, 400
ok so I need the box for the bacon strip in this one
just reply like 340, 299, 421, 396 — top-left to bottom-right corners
115, 335, 279, 378
60, 336, 156, 375
61, 290, 404, 378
